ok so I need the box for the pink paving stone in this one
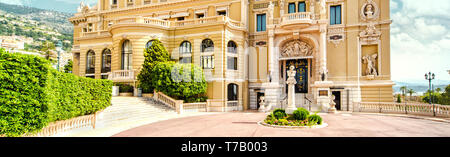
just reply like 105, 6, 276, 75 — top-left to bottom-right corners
112, 112, 450, 137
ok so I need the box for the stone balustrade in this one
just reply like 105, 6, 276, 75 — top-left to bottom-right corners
153, 91, 210, 114
108, 70, 135, 82
358, 102, 450, 117
280, 12, 314, 29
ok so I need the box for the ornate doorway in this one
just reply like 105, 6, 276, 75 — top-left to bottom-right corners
285, 59, 309, 94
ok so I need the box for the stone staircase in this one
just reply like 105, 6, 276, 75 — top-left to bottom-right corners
96, 97, 177, 127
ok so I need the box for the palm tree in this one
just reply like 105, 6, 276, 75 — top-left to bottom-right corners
40, 41, 56, 62
407, 88, 416, 101
436, 88, 442, 93
400, 86, 407, 97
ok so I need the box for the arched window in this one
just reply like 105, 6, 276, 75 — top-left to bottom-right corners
201, 39, 214, 52
227, 41, 238, 70
121, 40, 132, 70
227, 41, 237, 54
201, 39, 214, 69
145, 40, 155, 50
179, 41, 192, 64
227, 83, 238, 101
101, 49, 111, 73
86, 50, 95, 75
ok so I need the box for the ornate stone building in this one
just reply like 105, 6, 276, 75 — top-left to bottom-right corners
69, 0, 394, 112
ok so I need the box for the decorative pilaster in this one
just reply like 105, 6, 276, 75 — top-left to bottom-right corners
319, 24, 327, 73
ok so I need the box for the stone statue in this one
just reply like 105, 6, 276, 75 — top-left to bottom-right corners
286, 65, 297, 114
362, 54, 378, 76
365, 4, 374, 17
320, 67, 328, 81
258, 96, 266, 112
287, 65, 297, 84
328, 95, 337, 113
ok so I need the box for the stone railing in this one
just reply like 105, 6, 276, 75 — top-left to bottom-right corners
1, 111, 101, 137
358, 102, 450, 117
280, 12, 314, 28
183, 102, 208, 112
154, 91, 184, 114
226, 101, 240, 112
143, 17, 171, 28
153, 91, 210, 114
111, 16, 242, 29
108, 70, 135, 82
282, 12, 312, 21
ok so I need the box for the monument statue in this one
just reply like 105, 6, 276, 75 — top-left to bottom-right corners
286, 65, 297, 114
320, 67, 328, 81
362, 54, 378, 76
258, 96, 266, 112
328, 95, 337, 113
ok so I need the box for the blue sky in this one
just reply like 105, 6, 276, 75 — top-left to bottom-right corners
1, 0, 449, 83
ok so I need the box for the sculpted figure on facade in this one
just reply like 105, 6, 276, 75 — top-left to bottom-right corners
287, 65, 297, 84
359, 22, 381, 43
361, 0, 379, 21
281, 40, 313, 57
362, 54, 378, 76
320, 67, 328, 81
365, 4, 374, 18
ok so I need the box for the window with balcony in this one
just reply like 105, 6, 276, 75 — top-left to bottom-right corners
298, 2, 306, 12
179, 41, 192, 64
121, 40, 133, 70
256, 14, 266, 32
330, 5, 342, 25
86, 50, 95, 75
288, 3, 295, 13
144, 0, 151, 5
102, 49, 111, 74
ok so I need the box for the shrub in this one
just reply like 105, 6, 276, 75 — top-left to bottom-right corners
292, 108, 309, 121
137, 39, 171, 93
115, 83, 133, 93
151, 62, 207, 102
307, 114, 323, 125
272, 108, 287, 119
396, 94, 401, 103
0, 48, 112, 137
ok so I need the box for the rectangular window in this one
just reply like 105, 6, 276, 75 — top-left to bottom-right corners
288, 3, 296, 13
112, 0, 118, 5
177, 17, 185, 21
201, 56, 214, 69
196, 13, 204, 19
256, 14, 266, 32
330, 5, 342, 25
298, 2, 306, 12
227, 57, 237, 70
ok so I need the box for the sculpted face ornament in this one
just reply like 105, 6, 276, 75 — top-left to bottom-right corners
365, 4, 374, 17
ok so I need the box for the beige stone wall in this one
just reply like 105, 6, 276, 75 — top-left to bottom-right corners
71, 0, 394, 112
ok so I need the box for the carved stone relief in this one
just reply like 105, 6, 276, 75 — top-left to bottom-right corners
360, 0, 380, 21
280, 40, 313, 57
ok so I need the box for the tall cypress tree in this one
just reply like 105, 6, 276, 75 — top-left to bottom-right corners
137, 39, 171, 93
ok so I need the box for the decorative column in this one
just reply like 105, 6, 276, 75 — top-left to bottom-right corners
286, 66, 297, 114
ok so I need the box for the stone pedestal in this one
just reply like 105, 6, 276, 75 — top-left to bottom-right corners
286, 65, 297, 114
313, 81, 333, 112
328, 95, 337, 114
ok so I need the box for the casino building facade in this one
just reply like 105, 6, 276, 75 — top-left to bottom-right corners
69, 0, 394, 112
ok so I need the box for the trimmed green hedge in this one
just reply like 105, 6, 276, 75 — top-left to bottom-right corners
0, 48, 112, 137
152, 61, 207, 103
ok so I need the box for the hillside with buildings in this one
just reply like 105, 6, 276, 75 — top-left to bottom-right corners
0, 2, 73, 52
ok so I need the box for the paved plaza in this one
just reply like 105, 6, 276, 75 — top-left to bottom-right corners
113, 112, 450, 137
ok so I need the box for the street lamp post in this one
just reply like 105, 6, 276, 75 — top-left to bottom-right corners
56, 41, 62, 71
425, 72, 435, 116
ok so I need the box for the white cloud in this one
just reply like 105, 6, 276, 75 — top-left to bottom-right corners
390, 0, 450, 81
